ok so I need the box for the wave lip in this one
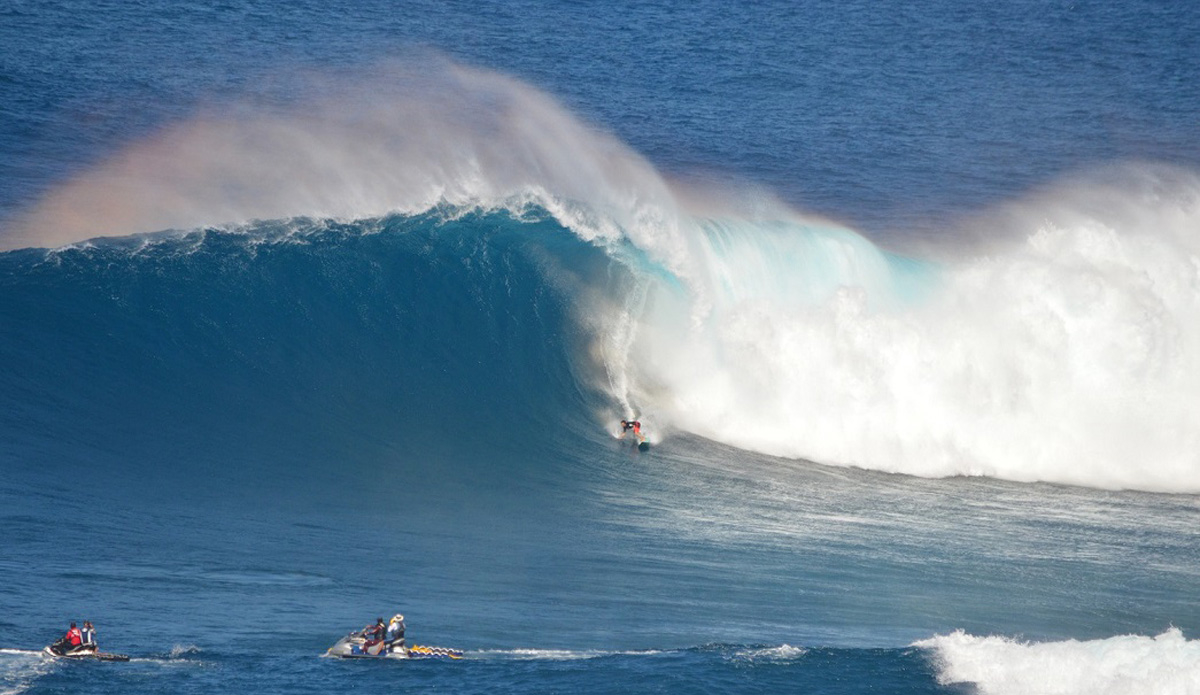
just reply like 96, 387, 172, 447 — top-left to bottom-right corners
914, 627, 1200, 695
4, 60, 684, 274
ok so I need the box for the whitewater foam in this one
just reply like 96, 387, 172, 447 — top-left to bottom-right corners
166, 644, 202, 659
0, 650, 52, 695
915, 628, 1200, 695
731, 644, 807, 662
624, 167, 1200, 492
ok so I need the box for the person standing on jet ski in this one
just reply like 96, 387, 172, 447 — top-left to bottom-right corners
81, 621, 96, 649
386, 614, 406, 648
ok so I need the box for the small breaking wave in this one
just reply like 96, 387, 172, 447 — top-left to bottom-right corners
166, 644, 202, 659
914, 627, 1200, 695
729, 644, 807, 662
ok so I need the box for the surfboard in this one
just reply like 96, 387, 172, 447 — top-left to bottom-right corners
638, 440, 650, 452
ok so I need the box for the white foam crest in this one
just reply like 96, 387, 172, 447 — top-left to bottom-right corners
167, 644, 201, 658
915, 628, 1200, 695
626, 166, 1200, 492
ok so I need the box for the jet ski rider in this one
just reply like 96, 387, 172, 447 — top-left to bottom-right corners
363, 617, 387, 649
386, 614, 406, 648
51, 622, 83, 655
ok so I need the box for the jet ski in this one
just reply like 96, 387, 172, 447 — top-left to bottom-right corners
325, 631, 462, 660
42, 643, 130, 662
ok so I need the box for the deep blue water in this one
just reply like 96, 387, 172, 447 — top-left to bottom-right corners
3, 2, 1200, 694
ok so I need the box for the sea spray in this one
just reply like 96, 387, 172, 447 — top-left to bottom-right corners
5, 60, 687, 278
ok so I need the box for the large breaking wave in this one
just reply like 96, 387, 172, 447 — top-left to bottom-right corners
4, 61, 1199, 492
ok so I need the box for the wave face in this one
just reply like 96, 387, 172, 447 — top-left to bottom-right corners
5, 64, 1200, 492
0, 212, 619, 504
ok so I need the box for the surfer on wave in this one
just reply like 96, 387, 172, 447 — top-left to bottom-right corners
619, 419, 651, 451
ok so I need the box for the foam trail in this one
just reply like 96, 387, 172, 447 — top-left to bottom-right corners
471, 648, 663, 661
0, 650, 52, 695
732, 645, 807, 662
600, 276, 651, 418
915, 628, 1200, 695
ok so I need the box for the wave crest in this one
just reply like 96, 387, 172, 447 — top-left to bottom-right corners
915, 627, 1200, 695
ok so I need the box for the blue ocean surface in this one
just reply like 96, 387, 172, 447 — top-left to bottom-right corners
3, 2, 1200, 694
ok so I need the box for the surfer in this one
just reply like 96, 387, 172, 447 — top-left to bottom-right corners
620, 419, 650, 451
620, 419, 642, 439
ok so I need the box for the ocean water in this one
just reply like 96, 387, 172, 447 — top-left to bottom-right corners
2, 1, 1200, 694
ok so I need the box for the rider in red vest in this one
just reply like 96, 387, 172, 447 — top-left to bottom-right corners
65, 623, 83, 647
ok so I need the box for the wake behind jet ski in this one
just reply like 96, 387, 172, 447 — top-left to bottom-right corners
44, 621, 129, 662
325, 614, 462, 660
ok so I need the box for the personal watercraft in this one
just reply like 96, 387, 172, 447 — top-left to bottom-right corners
325, 631, 462, 660
42, 643, 129, 662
